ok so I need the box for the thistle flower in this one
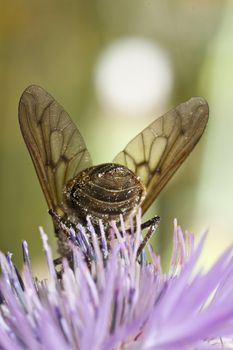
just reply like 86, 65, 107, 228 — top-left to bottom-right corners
0, 212, 233, 350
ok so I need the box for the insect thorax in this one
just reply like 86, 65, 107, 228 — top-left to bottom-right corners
63, 163, 146, 227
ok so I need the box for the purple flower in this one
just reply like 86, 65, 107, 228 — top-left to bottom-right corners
0, 212, 233, 350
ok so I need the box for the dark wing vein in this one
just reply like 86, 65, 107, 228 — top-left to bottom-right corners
113, 97, 209, 214
19, 85, 93, 213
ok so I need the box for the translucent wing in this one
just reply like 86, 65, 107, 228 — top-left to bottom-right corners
19, 85, 92, 213
113, 97, 209, 214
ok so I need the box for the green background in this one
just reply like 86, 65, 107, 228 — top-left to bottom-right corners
1, 0, 233, 275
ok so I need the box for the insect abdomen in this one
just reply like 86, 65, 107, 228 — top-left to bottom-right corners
63, 163, 146, 226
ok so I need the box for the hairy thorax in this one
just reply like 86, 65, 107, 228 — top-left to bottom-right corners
63, 163, 146, 227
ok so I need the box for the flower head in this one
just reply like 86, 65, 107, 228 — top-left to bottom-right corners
0, 212, 233, 349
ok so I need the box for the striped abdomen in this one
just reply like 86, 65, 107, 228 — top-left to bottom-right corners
63, 163, 146, 226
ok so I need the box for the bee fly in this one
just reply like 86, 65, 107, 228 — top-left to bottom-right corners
19, 85, 209, 262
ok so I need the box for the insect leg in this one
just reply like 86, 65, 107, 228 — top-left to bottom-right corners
48, 209, 75, 273
141, 215, 160, 231
137, 215, 160, 258
48, 209, 73, 237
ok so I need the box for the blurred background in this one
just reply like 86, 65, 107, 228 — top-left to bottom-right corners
1, 0, 233, 275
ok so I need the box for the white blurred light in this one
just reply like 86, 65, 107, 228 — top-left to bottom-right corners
95, 37, 173, 117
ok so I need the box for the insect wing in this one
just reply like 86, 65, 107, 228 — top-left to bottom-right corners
113, 97, 209, 214
19, 85, 92, 213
